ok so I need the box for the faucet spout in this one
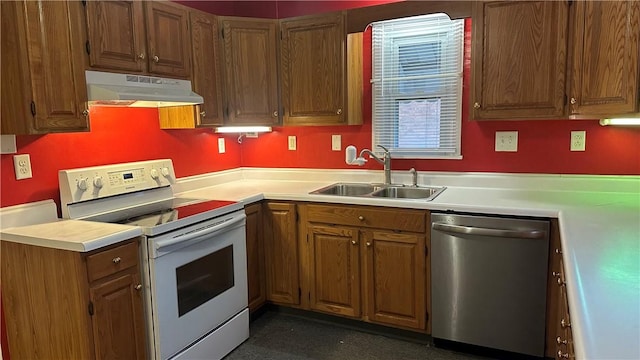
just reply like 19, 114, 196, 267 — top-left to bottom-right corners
359, 145, 392, 184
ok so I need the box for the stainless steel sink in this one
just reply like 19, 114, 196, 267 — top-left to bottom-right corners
370, 186, 445, 200
310, 183, 381, 196
310, 183, 445, 201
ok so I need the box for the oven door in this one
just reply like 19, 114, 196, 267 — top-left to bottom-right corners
148, 210, 248, 360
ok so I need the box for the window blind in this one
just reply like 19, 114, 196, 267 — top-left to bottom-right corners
371, 14, 464, 159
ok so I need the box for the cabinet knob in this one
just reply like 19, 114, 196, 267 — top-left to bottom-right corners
351, 240, 357, 245
556, 336, 567, 345
82, 109, 89, 117
272, 110, 278, 117
557, 350, 569, 359
135, 284, 142, 291
552, 271, 561, 278
358, 216, 364, 221
200, 111, 206, 118
570, 97, 577, 105
366, 242, 371, 247
561, 318, 571, 328
557, 277, 565, 286
336, 108, 342, 115
112, 257, 122, 264
138, 53, 145, 60
555, 248, 562, 254
473, 102, 481, 109
153, 55, 160, 63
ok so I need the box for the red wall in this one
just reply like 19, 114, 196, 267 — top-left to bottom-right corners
243, 19, 640, 175
0, 107, 241, 208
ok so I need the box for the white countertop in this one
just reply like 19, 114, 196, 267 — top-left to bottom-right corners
2, 169, 638, 359
0, 219, 143, 252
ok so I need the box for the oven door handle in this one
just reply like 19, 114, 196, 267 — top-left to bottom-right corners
154, 213, 245, 251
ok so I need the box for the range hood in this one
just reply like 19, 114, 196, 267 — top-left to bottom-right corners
85, 70, 203, 108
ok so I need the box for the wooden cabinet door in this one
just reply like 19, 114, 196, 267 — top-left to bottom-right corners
144, 1, 191, 78
471, 1, 568, 119
190, 11, 224, 126
2, 1, 89, 134
89, 271, 147, 360
569, 0, 640, 115
85, 0, 146, 73
245, 203, 266, 312
362, 229, 426, 330
308, 225, 361, 318
263, 202, 300, 305
280, 13, 345, 125
221, 18, 279, 125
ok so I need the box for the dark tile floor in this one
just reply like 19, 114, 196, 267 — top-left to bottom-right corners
225, 311, 491, 360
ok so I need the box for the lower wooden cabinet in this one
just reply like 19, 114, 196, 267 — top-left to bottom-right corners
303, 203, 428, 332
245, 203, 266, 312
263, 202, 300, 305
1, 238, 147, 359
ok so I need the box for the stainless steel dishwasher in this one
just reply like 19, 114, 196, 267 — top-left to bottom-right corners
431, 213, 549, 357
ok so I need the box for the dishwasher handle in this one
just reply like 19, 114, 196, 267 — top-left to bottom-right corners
432, 222, 546, 239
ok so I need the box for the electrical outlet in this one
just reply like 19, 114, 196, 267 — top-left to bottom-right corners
218, 138, 226, 153
495, 131, 518, 152
331, 135, 341, 151
570, 131, 586, 151
13, 154, 33, 180
288, 136, 297, 150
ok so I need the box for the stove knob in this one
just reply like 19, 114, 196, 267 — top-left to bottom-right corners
150, 168, 159, 179
93, 176, 103, 189
161, 167, 170, 177
77, 178, 88, 191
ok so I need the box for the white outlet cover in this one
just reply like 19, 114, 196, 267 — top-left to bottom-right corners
331, 135, 341, 151
495, 131, 518, 152
288, 136, 297, 151
218, 138, 226, 154
570, 131, 586, 151
13, 154, 33, 180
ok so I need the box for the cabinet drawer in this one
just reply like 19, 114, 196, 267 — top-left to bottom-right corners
86, 241, 138, 282
306, 204, 425, 233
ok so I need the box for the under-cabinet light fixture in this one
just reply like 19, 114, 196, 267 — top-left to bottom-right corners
599, 118, 640, 126
215, 126, 272, 143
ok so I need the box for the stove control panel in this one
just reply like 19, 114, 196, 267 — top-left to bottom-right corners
59, 159, 175, 205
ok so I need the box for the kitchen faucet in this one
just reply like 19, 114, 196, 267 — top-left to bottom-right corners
359, 145, 392, 184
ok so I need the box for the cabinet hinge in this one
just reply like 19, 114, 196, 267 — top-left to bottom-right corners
564, 94, 568, 106
221, 28, 225, 39
280, 30, 283, 40
308, 292, 311, 301
295, 212, 299, 222
224, 106, 229, 118
85, 41, 91, 55
81, 0, 86, 7
425, 245, 428, 256
306, 234, 309, 243
298, 287, 302, 299
88, 301, 94, 316
30, 101, 36, 116
568, 0, 574, 7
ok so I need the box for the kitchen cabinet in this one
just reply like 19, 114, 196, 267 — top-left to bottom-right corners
304, 203, 428, 331
221, 18, 280, 126
263, 202, 300, 305
568, 0, 640, 116
1, 239, 146, 359
245, 203, 267, 312
470, 1, 569, 120
554, 260, 575, 360
280, 13, 348, 125
84, 0, 191, 78
1, 0, 89, 135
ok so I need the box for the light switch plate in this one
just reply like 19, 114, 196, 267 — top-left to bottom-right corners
13, 154, 33, 180
1, 135, 17, 154
288, 136, 297, 151
331, 135, 341, 151
495, 131, 518, 152
570, 131, 586, 151
218, 138, 226, 154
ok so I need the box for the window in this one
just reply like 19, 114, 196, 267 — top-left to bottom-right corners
371, 14, 464, 159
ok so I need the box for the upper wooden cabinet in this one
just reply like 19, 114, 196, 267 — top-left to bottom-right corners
84, 0, 191, 78
1, 0, 89, 135
221, 17, 280, 126
280, 13, 347, 125
470, 1, 569, 120
471, 0, 640, 120
190, 10, 224, 126
568, 0, 640, 116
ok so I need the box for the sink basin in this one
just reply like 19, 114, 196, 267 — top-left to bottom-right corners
310, 183, 380, 196
370, 186, 445, 200
310, 183, 445, 201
